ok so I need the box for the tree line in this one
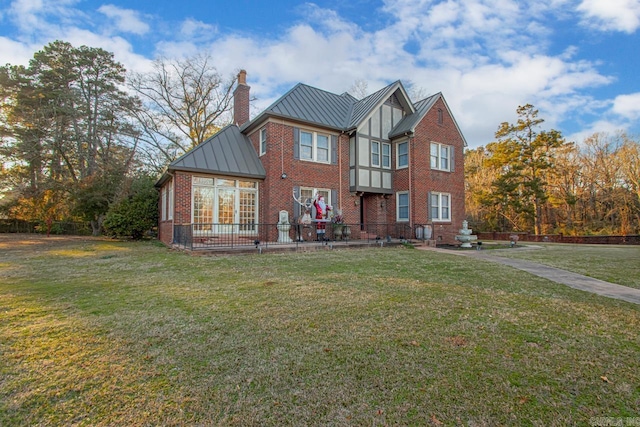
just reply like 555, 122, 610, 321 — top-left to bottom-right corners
465, 105, 640, 235
0, 41, 237, 237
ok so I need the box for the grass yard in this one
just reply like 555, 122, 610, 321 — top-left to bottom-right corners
1, 235, 639, 426
488, 243, 640, 290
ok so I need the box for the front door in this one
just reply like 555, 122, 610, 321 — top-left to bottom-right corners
216, 188, 237, 233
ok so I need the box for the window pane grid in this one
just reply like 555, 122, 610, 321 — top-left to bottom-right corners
398, 142, 408, 168
301, 131, 313, 160
431, 192, 451, 221
382, 143, 391, 168
239, 191, 256, 231
371, 141, 380, 167
397, 192, 409, 221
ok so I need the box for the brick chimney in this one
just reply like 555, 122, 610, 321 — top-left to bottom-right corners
233, 69, 250, 126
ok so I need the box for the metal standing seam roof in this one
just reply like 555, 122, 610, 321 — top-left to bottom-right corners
389, 93, 440, 138
165, 124, 265, 180
265, 83, 354, 129
348, 81, 402, 129
389, 92, 468, 146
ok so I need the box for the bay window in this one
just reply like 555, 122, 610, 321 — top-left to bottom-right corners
192, 177, 258, 232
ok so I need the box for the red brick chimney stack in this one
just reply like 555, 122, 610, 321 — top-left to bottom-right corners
233, 69, 250, 126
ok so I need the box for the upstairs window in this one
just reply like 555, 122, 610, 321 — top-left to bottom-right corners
397, 141, 408, 169
382, 143, 391, 169
430, 142, 452, 171
260, 128, 267, 155
298, 129, 331, 163
371, 141, 380, 167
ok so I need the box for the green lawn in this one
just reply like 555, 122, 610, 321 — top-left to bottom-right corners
486, 242, 640, 289
1, 235, 639, 426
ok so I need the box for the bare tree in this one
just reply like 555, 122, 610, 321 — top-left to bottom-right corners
129, 54, 237, 167
348, 79, 369, 99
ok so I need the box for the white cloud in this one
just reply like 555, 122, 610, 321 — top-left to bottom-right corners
578, 0, 640, 33
612, 92, 640, 119
0, 37, 39, 65
98, 4, 149, 35
567, 119, 624, 144
180, 18, 217, 40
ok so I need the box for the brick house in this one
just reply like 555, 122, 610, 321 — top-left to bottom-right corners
156, 70, 467, 246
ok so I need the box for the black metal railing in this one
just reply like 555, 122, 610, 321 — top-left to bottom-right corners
172, 222, 416, 250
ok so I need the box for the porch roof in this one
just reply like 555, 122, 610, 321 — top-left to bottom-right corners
156, 124, 265, 187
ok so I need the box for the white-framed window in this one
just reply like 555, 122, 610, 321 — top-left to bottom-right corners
371, 141, 380, 167
382, 143, 391, 169
430, 192, 451, 221
300, 130, 330, 163
397, 141, 408, 169
192, 176, 258, 233
260, 127, 267, 155
167, 181, 173, 220
300, 187, 331, 208
397, 191, 409, 222
430, 142, 451, 171
161, 187, 167, 221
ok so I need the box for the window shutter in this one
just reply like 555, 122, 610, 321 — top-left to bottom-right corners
293, 186, 301, 220
450, 146, 455, 172
331, 189, 338, 211
293, 128, 300, 160
427, 191, 432, 221
331, 135, 338, 164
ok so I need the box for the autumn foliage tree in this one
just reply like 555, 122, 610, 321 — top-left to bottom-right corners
466, 105, 640, 236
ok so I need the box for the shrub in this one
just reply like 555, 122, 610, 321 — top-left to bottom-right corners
103, 176, 158, 240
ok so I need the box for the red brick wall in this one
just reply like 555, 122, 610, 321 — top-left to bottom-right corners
408, 98, 466, 244
252, 121, 358, 241
157, 172, 193, 245
173, 172, 192, 224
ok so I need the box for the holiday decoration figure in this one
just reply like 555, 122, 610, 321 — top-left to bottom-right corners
313, 193, 331, 240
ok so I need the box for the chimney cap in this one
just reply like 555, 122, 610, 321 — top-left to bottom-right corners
237, 69, 247, 85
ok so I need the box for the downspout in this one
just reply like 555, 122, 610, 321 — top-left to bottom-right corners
339, 131, 344, 210
407, 133, 413, 230
281, 119, 285, 177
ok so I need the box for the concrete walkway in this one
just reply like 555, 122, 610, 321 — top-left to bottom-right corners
417, 246, 640, 305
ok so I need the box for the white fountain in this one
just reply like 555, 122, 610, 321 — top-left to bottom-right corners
455, 220, 477, 248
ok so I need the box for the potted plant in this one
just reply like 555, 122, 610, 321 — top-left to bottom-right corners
331, 210, 344, 240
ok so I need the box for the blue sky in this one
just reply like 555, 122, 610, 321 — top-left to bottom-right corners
1, 0, 639, 148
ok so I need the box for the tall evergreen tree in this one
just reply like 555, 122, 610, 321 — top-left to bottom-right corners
484, 104, 571, 234
0, 41, 141, 234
